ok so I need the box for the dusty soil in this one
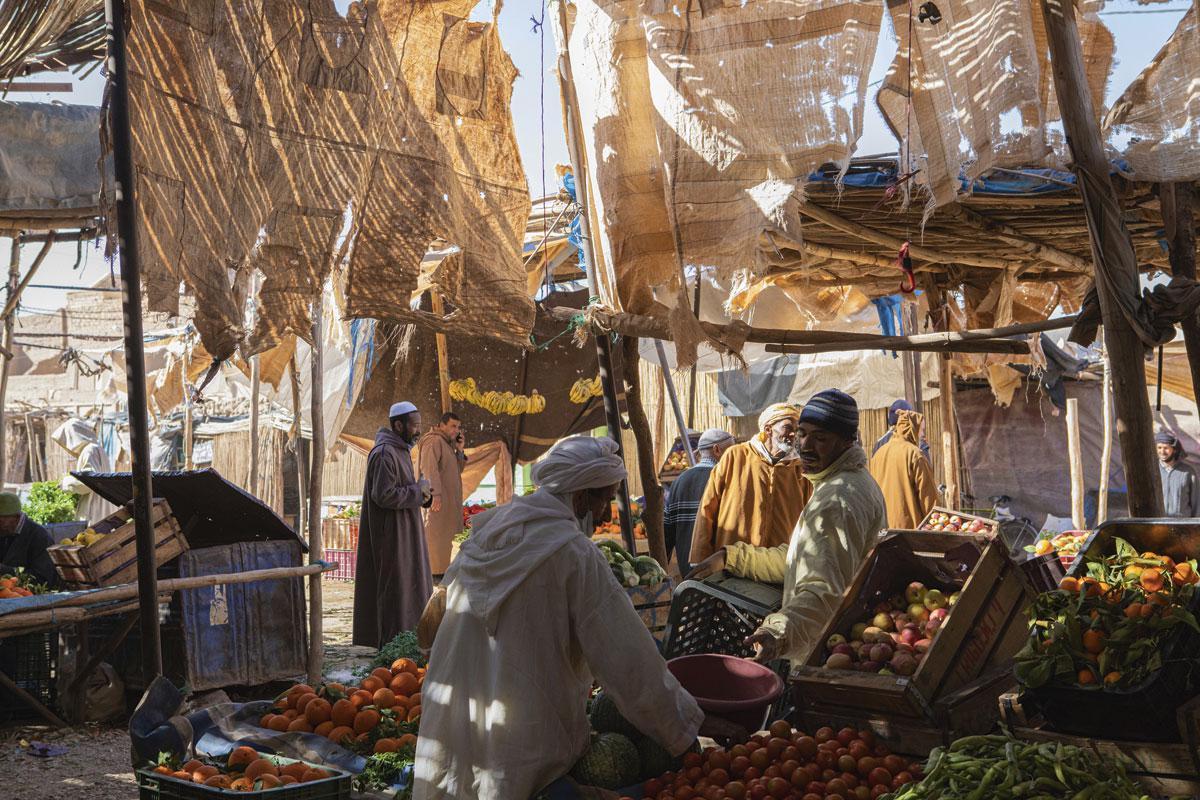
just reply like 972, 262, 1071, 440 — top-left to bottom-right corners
3, 578, 371, 800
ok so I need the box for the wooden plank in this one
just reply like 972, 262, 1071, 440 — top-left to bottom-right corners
0, 669, 68, 727
1066, 397, 1085, 529
430, 290, 452, 414
1, 82, 72, 92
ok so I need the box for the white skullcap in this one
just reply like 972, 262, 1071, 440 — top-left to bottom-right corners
698, 428, 734, 450
389, 401, 418, 419
531, 435, 626, 494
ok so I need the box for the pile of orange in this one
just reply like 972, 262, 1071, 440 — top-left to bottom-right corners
0, 576, 34, 598
258, 658, 426, 754
151, 746, 332, 791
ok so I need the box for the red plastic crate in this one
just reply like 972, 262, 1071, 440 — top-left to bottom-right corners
323, 548, 357, 581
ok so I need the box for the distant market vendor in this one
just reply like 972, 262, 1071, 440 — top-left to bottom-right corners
419, 412, 467, 581
690, 390, 886, 663
664, 428, 734, 570
688, 403, 812, 565
0, 493, 57, 588
352, 401, 434, 650
414, 436, 721, 800
1156, 430, 1199, 518
869, 408, 938, 530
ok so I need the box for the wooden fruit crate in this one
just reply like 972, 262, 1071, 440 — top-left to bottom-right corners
47, 499, 188, 588
916, 506, 998, 535
791, 530, 1034, 722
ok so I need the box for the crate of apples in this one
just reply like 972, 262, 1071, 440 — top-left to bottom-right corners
919, 511, 994, 535
820, 582, 958, 676
1029, 530, 1090, 567
633, 720, 921, 800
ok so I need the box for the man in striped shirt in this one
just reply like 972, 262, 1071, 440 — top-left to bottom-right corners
664, 429, 735, 571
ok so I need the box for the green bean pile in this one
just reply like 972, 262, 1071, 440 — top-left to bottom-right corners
883, 734, 1156, 800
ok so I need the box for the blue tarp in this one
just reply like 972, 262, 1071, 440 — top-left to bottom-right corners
803, 163, 1124, 196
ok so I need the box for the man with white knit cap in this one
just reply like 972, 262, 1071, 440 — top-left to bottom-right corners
415, 435, 716, 800
691, 390, 887, 664
688, 402, 813, 564
352, 401, 434, 649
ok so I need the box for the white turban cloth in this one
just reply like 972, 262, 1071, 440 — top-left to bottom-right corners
532, 435, 627, 495
758, 402, 799, 432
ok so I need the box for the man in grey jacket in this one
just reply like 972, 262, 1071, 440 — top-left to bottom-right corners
1156, 430, 1200, 518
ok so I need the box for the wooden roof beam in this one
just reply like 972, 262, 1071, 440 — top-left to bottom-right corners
944, 203, 1092, 273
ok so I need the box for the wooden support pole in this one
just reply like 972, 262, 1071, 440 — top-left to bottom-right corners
1162, 183, 1200, 419
1066, 397, 1086, 530
939, 356, 961, 510
555, 3, 633, 550
622, 336, 668, 567
0, 669, 69, 727
290, 354, 306, 537
546, 305, 1073, 349
182, 339, 193, 469
654, 340, 696, 467
431, 290, 452, 414
0, 238, 19, 488
249, 354, 261, 495
0, 233, 55, 321
1040, 0, 1162, 517
770, 339, 1030, 356
1098, 353, 1114, 524
944, 204, 1092, 273
901, 301, 923, 409
307, 300, 325, 686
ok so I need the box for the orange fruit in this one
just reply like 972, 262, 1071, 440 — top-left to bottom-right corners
314, 721, 335, 737
327, 725, 355, 745
1077, 668, 1096, 686
281, 763, 309, 781
295, 693, 319, 713
1124, 564, 1144, 581
259, 713, 276, 728
361, 676, 384, 694
407, 704, 422, 722
171, 771, 192, 781
268, 715, 291, 732
1124, 603, 1143, 619
0, 577, 14, 589
1148, 591, 1172, 607
287, 684, 314, 702
372, 688, 397, 709
1080, 578, 1103, 598
153, 765, 172, 775
354, 709, 381, 735
1103, 671, 1122, 686
374, 738, 399, 753
1059, 576, 1080, 593
228, 746, 259, 770
331, 698, 357, 726
1082, 629, 1106, 655
230, 777, 255, 791
203, 774, 233, 789
392, 658, 419, 675
280, 775, 298, 785
398, 733, 417, 748
245, 758, 279, 781
409, 692, 422, 708
350, 689, 374, 709
283, 709, 300, 721
1141, 603, 1158, 618
1140, 568, 1165, 593
305, 697, 332, 726
1173, 563, 1196, 584
301, 768, 329, 783
391, 672, 419, 696
372, 667, 394, 685
287, 717, 313, 733
325, 682, 347, 697
259, 774, 283, 788
182, 760, 204, 774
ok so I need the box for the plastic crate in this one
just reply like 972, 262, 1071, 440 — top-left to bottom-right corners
136, 759, 351, 800
662, 572, 782, 660
1018, 552, 1067, 594
0, 631, 57, 718
322, 548, 356, 581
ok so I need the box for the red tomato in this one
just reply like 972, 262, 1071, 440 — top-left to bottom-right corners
871, 788, 890, 800
883, 756, 906, 775
892, 772, 914, 790
730, 757, 750, 778
645, 779, 664, 796
814, 727, 835, 744
685, 753, 704, 769
842, 773, 860, 789
802, 795, 822, 800
868, 767, 893, 788
826, 778, 849, 796
836, 728, 857, 747
804, 782, 825, 796
762, 766, 780, 781
847, 741, 869, 760
704, 787, 723, 800
708, 751, 732, 773
748, 783, 768, 800
856, 757, 877, 777
730, 745, 750, 760
686, 767, 703, 783
858, 731, 876, 749
779, 760, 800, 779
837, 755, 857, 773
743, 767, 762, 782
675, 788, 696, 800
795, 737, 818, 760
782, 746, 800, 764
827, 795, 846, 800
709, 769, 730, 787
749, 750, 770, 771
766, 738, 788, 760
767, 778, 791, 800
872, 745, 889, 758
854, 786, 871, 800
724, 781, 746, 800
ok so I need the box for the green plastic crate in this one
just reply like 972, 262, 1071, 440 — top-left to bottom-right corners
136, 755, 351, 800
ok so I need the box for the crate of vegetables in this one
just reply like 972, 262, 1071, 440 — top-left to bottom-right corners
1014, 530, 1200, 742
917, 507, 998, 536
137, 746, 350, 798
792, 530, 1035, 722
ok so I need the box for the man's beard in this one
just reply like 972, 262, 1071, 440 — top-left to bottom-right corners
403, 430, 421, 445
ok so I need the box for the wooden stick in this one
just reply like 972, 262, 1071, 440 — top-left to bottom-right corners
1098, 353, 1114, 524
431, 290, 452, 414
1067, 397, 1085, 530
0, 599, 149, 635
0, 238, 19, 487
0, 668, 69, 727
797, 203, 1013, 270
767, 339, 1030, 356
307, 299, 325, 686
1162, 183, 1200, 420
622, 336, 669, 568
1041, 0, 1162, 517
0, 232, 55, 320
545, 305, 1075, 348
943, 204, 1091, 273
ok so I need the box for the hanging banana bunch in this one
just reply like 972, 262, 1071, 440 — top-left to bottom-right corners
448, 377, 544, 416
568, 376, 604, 404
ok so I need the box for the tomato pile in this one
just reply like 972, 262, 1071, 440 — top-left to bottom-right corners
633, 721, 922, 800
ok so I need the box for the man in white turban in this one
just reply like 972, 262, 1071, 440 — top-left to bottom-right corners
688, 403, 813, 564
414, 436, 711, 800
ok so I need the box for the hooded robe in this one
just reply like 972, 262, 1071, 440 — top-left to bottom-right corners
868, 410, 939, 530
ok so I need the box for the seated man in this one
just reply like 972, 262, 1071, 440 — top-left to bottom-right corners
0, 492, 57, 588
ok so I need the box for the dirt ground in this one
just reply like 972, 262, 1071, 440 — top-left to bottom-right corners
3, 578, 370, 800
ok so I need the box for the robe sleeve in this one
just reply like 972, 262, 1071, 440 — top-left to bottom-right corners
419, 439, 443, 500
370, 452, 424, 510
912, 451, 940, 520
573, 547, 703, 755
725, 542, 788, 583
688, 458, 728, 564
762, 501, 871, 662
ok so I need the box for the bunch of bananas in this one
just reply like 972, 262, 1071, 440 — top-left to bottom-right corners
568, 376, 603, 404
448, 378, 545, 416
60, 528, 104, 547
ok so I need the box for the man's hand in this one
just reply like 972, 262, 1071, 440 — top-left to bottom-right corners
698, 713, 751, 747
686, 549, 726, 582
431, 496, 442, 513
744, 629, 782, 663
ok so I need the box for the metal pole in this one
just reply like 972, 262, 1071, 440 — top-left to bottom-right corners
653, 339, 696, 467
105, 0, 161, 678
554, 4, 633, 550
687, 277, 701, 428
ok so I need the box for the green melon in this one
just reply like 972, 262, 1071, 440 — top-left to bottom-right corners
570, 732, 640, 790
587, 691, 638, 738
635, 735, 681, 780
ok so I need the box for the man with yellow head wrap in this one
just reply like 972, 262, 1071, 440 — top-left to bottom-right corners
687, 403, 813, 566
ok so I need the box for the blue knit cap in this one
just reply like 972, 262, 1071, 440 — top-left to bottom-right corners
888, 399, 912, 426
800, 389, 859, 440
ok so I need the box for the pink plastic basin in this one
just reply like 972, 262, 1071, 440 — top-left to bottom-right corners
667, 654, 784, 732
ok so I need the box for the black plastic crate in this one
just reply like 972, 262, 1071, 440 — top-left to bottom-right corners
663, 572, 782, 660
136, 759, 351, 800
0, 631, 57, 719
1018, 552, 1067, 594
